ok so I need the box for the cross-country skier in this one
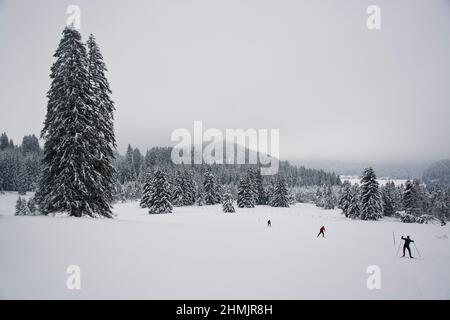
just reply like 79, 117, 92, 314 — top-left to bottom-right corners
267, 220, 271, 227
317, 226, 325, 237
401, 235, 414, 258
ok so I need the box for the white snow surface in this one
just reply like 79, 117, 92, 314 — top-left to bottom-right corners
0, 192, 449, 299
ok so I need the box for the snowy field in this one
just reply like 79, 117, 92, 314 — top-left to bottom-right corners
0, 191, 449, 299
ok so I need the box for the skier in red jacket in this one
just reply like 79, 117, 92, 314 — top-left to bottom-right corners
317, 226, 325, 238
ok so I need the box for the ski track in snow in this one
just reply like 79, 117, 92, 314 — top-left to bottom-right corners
0, 191, 449, 299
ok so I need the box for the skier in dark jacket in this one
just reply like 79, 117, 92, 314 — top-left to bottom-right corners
317, 226, 325, 237
267, 220, 271, 227
401, 235, 414, 258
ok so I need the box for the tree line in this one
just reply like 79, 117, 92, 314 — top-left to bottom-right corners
137, 167, 291, 214
111, 144, 342, 202
0, 133, 41, 194
308, 167, 449, 224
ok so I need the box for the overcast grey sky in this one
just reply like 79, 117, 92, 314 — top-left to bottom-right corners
0, 0, 449, 163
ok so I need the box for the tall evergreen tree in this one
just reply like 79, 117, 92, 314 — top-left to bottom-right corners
359, 167, 382, 220
323, 185, 335, 209
124, 144, 136, 182
430, 186, 448, 221
315, 185, 324, 208
339, 181, 352, 216
381, 187, 395, 217
203, 168, 221, 205
413, 179, 429, 215
36, 27, 113, 217
140, 174, 154, 208
347, 184, 361, 219
182, 170, 196, 206
270, 175, 289, 207
171, 170, 185, 206
145, 170, 172, 214
252, 168, 267, 205
16, 162, 29, 195
381, 183, 395, 216
237, 174, 256, 208
403, 179, 421, 216
87, 33, 116, 213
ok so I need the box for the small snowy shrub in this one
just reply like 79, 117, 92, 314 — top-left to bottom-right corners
222, 193, 235, 213
15, 197, 30, 216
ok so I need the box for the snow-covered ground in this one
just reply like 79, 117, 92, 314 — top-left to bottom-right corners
0, 191, 449, 299
340, 175, 408, 186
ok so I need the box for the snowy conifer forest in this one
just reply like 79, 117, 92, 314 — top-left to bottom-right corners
1, 1, 450, 301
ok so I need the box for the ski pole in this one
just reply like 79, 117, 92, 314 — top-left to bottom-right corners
413, 242, 422, 259
396, 239, 403, 256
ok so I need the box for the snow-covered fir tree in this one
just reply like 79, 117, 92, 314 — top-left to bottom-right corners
203, 168, 221, 205
145, 170, 172, 214
252, 168, 267, 205
140, 173, 154, 208
430, 186, 449, 221
86, 34, 116, 212
222, 193, 235, 213
15, 197, 30, 216
183, 170, 196, 206
315, 185, 325, 208
339, 181, 352, 217
384, 181, 402, 212
323, 185, 335, 209
359, 167, 382, 220
179, 170, 196, 206
196, 186, 205, 206
413, 179, 429, 215
266, 181, 275, 206
214, 183, 224, 204
237, 174, 256, 208
403, 179, 421, 217
393, 184, 404, 212
27, 197, 37, 215
16, 162, 29, 195
246, 169, 260, 204
171, 170, 196, 206
347, 184, 361, 219
36, 27, 114, 217
381, 183, 395, 216
287, 189, 297, 205
122, 145, 137, 182
270, 175, 289, 207
171, 170, 185, 206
